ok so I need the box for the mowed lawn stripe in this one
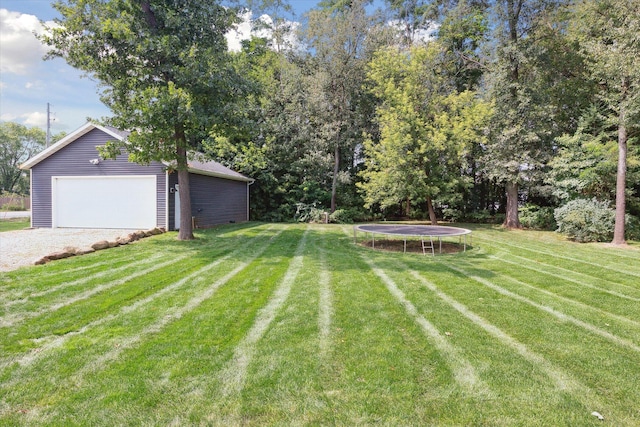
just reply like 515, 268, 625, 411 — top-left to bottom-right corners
484, 257, 640, 330
362, 255, 486, 395
3, 253, 166, 303
406, 268, 598, 399
200, 226, 331, 424
220, 228, 309, 396
316, 231, 333, 359
471, 226, 640, 270
0, 225, 281, 369
482, 255, 640, 328
74, 227, 288, 381
0, 258, 131, 298
474, 234, 640, 284
492, 251, 640, 298
0, 225, 286, 420
12, 226, 300, 425
325, 226, 486, 425
0, 255, 187, 328
442, 262, 640, 353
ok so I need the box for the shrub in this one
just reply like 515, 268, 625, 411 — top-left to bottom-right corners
442, 208, 462, 223
519, 204, 556, 230
1, 203, 26, 212
329, 209, 354, 224
554, 198, 614, 242
294, 202, 327, 223
626, 215, 640, 241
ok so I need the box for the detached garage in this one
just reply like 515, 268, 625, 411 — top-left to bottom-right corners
21, 122, 253, 230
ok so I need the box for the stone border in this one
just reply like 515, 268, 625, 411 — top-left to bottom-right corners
34, 227, 166, 266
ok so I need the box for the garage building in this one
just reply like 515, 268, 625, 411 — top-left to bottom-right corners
20, 122, 253, 230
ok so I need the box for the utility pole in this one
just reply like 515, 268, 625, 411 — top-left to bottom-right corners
46, 102, 51, 147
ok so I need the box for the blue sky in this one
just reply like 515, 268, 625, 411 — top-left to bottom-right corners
0, 0, 334, 134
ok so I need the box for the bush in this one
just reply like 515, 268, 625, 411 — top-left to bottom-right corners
1, 203, 26, 211
294, 202, 327, 223
329, 209, 354, 224
554, 198, 614, 242
519, 204, 556, 230
442, 208, 462, 223
625, 215, 640, 241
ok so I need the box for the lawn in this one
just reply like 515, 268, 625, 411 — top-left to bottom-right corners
0, 218, 29, 232
0, 223, 639, 425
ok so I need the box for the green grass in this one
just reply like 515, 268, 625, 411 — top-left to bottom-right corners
1, 222, 639, 425
0, 218, 29, 232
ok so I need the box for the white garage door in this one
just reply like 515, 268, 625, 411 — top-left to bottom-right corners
53, 176, 157, 229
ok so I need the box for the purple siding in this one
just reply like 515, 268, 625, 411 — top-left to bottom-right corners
30, 128, 167, 228
168, 172, 248, 230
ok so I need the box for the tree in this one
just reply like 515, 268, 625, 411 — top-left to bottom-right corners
42, 0, 241, 240
359, 44, 492, 223
0, 122, 46, 195
385, 0, 437, 47
482, 0, 569, 228
571, 0, 640, 245
304, 0, 386, 213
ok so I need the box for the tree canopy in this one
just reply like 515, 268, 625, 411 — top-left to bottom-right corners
27, 0, 639, 242
42, 0, 243, 239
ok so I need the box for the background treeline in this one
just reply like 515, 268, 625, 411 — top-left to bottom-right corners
4, 0, 638, 242
206, 0, 638, 241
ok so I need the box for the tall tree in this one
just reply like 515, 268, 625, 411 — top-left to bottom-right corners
360, 44, 492, 223
482, 0, 567, 228
42, 0, 240, 240
305, 0, 385, 213
571, 0, 640, 244
0, 122, 46, 195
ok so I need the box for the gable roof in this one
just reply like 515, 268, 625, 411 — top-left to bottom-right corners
20, 122, 124, 170
20, 122, 254, 183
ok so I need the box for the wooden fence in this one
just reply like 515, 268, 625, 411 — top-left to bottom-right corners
0, 196, 30, 210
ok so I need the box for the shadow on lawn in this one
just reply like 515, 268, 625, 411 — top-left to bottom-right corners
139, 222, 497, 280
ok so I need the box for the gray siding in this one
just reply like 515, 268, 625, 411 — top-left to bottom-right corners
31, 128, 166, 228
168, 172, 248, 230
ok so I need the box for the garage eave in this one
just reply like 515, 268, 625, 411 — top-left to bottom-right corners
20, 122, 126, 170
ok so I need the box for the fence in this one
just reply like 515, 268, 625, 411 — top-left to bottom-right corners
0, 196, 30, 211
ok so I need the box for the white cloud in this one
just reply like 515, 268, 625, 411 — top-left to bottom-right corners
21, 111, 47, 127
0, 9, 52, 75
225, 11, 300, 53
0, 112, 18, 121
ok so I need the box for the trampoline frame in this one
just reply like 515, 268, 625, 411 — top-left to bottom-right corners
353, 224, 472, 255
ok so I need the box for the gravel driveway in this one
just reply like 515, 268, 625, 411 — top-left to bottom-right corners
0, 228, 135, 272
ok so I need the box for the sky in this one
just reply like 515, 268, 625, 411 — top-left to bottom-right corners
0, 0, 330, 135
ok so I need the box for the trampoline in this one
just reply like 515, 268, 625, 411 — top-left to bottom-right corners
353, 224, 472, 256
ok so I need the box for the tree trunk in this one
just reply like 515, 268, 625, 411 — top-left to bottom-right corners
330, 144, 339, 213
612, 118, 627, 245
503, 181, 521, 228
405, 196, 411, 217
427, 198, 437, 225
176, 127, 194, 240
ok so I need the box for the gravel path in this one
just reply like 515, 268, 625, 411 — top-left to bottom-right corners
0, 228, 135, 272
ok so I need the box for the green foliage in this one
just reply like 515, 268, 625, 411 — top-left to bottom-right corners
0, 122, 46, 195
328, 208, 354, 224
359, 43, 492, 218
294, 202, 327, 223
42, 0, 246, 239
519, 204, 556, 230
554, 198, 615, 242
